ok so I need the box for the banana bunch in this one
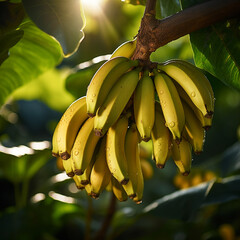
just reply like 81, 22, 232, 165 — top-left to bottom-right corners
52, 39, 215, 203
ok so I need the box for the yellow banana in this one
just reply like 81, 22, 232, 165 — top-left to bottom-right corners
52, 122, 60, 157
110, 38, 137, 59
122, 124, 140, 199
86, 57, 139, 116
134, 71, 155, 141
175, 81, 212, 129
94, 68, 140, 137
111, 176, 128, 202
71, 117, 100, 175
182, 101, 205, 154
106, 115, 129, 185
72, 175, 85, 190
62, 156, 75, 177
154, 71, 185, 141
56, 97, 88, 160
158, 60, 214, 118
141, 158, 154, 180
151, 104, 172, 168
171, 138, 192, 176
90, 137, 112, 199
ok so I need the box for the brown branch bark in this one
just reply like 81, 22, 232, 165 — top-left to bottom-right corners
132, 0, 240, 62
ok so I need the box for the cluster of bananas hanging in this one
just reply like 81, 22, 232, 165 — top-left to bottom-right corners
52, 39, 215, 203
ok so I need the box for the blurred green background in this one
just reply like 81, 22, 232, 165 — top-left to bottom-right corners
0, 0, 240, 240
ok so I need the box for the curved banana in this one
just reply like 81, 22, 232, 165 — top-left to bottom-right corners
86, 57, 139, 116
175, 81, 212, 130
134, 71, 155, 141
56, 97, 88, 160
94, 68, 140, 137
71, 117, 101, 175
110, 38, 137, 59
106, 115, 129, 185
62, 156, 75, 177
158, 60, 214, 118
122, 124, 140, 199
151, 105, 172, 168
182, 101, 205, 154
154, 71, 185, 141
171, 138, 192, 176
73, 175, 85, 190
111, 176, 128, 202
90, 137, 112, 199
52, 123, 60, 157
141, 158, 154, 180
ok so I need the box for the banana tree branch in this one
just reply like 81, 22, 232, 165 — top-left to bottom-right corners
132, 0, 240, 62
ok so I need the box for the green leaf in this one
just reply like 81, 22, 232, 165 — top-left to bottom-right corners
22, 0, 85, 57
181, 0, 240, 91
0, 21, 63, 106
156, 0, 181, 19
143, 175, 240, 220
65, 61, 105, 98
0, 29, 24, 64
121, 0, 146, 5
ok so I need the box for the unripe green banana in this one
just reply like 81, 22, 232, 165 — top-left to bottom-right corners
71, 117, 101, 175
171, 138, 192, 176
110, 38, 137, 59
134, 71, 155, 141
90, 137, 112, 199
86, 57, 139, 116
154, 71, 185, 141
182, 101, 205, 154
56, 97, 88, 160
158, 60, 214, 118
151, 103, 172, 168
94, 68, 140, 137
106, 115, 129, 185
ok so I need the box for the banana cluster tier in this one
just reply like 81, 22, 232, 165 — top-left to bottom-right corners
52, 40, 215, 203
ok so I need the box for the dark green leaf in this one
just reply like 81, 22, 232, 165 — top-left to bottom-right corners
156, 0, 180, 19
181, 0, 240, 91
0, 2, 25, 34
0, 21, 63, 106
0, 29, 24, 64
121, 0, 146, 6
65, 61, 105, 98
22, 0, 85, 57
143, 182, 210, 220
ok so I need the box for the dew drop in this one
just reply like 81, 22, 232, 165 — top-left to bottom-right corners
159, 90, 164, 95
191, 92, 196, 97
92, 93, 96, 97
169, 122, 175, 128
74, 151, 79, 156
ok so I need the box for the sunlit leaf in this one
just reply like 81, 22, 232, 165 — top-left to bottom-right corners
65, 61, 105, 98
0, 21, 63, 106
122, 0, 146, 6
22, 0, 85, 57
156, 0, 180, 19
0, 30, 23, 64
181, 0, 240, 91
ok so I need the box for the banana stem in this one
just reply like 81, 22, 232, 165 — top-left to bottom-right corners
132, 0, 240, 61
93, 192, 117, 240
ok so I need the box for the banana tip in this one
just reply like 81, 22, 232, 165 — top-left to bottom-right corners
94, 129, 104, 137
134, 200, 142, 204
87, 112, 95, 118
182, 171, 190, 176
52, 152, 59, 158
203, 125, 211, 131
74, 169, 84, 175
129, 193, 137, 199
60, 152, 70, 160
142, 136, 151, 142
156, 164, 165, 169
67, 172, 75, 177
81, 180, 89, 185
120, 178, 129, 185
91, 192, 100, 199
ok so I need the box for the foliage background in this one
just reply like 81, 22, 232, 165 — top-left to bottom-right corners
0, 0, 240, 239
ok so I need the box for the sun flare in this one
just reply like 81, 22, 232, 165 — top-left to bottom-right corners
81, 0, 104, 15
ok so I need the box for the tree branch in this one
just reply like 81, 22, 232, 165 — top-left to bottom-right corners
132, 0, 240, 62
